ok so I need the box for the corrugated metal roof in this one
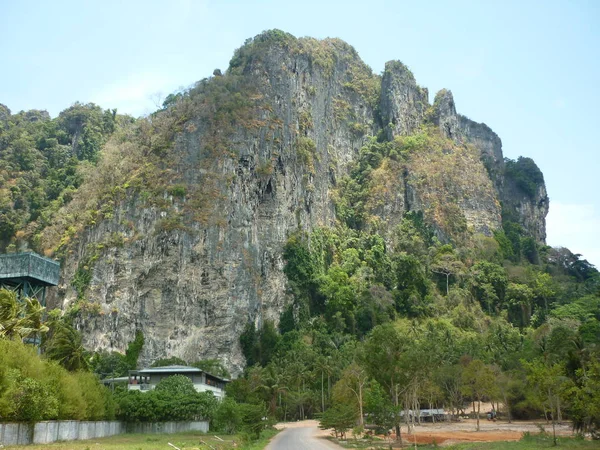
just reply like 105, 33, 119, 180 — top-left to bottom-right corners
137, 365, 201, 374
134, 365, 230, 382
100, 377, 129, 384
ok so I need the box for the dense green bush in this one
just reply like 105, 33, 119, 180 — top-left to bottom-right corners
212, 399, 268, 441
115, 375, 218, 423
0, 339, 114, 422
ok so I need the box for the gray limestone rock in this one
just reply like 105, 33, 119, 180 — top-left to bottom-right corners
45, 33, 549, 374
380, 61, 429, 140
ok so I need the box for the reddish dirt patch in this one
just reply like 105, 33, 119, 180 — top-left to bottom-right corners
407, 430, 524, 445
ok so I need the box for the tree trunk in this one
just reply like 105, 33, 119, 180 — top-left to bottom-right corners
358, 383, 364, 426
476, 400, 481, 431
394, 385, 402, 445
503, 393, 512, 423
446, 274, 449, 296
321, 370, 325, 413
549, 388, 557, 446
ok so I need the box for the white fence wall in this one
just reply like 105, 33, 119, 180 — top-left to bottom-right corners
0, 420, 208, 445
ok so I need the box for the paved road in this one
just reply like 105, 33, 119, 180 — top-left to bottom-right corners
266, 425, 342, 450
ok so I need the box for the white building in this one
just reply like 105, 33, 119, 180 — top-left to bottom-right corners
127, 365, 228, 399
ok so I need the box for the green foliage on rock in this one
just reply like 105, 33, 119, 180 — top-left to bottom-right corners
0, 102, 121, 251
505, 156, 545, 199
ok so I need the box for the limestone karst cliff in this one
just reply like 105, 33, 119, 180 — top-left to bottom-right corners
2, 31, 548, 374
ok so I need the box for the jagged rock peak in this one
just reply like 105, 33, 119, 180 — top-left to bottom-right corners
430, 89, 459, 139
228, 29, 367, 77
380, 60, 429, 140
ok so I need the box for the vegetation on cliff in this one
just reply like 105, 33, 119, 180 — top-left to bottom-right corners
233, 213, 599, 436
0, 30, 598, 438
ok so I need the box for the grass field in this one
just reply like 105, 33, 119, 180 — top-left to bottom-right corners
440, 434, 600, 449
2, 429, 279, 450
333, 433, 599, 449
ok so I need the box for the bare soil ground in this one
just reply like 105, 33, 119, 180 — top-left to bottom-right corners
275, 419, 574, 447
408, 419, 572, 446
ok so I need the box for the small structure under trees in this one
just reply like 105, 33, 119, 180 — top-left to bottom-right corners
127, 365, 229, 399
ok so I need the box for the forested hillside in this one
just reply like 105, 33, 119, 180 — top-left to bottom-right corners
0, 102, 126, 252
0, 30, 598, 435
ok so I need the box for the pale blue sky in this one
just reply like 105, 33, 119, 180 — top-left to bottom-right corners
1, 0, 598, 266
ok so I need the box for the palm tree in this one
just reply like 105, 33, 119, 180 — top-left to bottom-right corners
0, 288, 48, 339
45, 324, 90, 371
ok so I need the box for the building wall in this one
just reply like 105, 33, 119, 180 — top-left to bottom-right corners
128, 373, 225, 397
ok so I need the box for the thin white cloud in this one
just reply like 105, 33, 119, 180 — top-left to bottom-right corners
90, 72, 185, 117
546, 202, 600, 268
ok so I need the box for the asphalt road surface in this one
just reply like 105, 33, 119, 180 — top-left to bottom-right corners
266, 424, 342, 450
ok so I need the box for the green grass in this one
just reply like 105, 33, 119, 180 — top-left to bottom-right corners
3, 429, 279, 450
424, 433, 599, 449
331, 433, 599, 450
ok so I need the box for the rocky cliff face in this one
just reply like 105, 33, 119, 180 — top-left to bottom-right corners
43, 31, 548, 373
380, 61, 429, 139
429, 89, 547, 241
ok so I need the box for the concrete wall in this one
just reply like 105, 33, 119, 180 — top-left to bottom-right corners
0, 422, 33, 446
127, 421, 209, 434
0, 420, 208, 445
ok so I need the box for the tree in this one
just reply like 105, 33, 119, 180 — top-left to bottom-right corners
461, 359, 497, 431
0, 289, 48, 340
566, 361, 600, 437
116, 375, 218, 423
240, 321, 281, 367
45, 323, 91, 371
364, 380, 398, 434
531, 272, 556, 319
506, 283, 534, 328
431, 248, 465, 296
333, 362, 368, 426
213, 397, 243, 433
0, 338, 111, 422
315, 355, 334, 413
361, 323, 408, 442
191, 359, 231, 379
470, 262, 508, 314
123, 330, 145, 369
238, 402, 269, 441
495, 369, 522, 423
319, 403, 357, 439
154, 374, 197, 396
523, 359, 568, 445
436, 364, 465, 420
393, 253, 430, 316
90, 350, 131, 378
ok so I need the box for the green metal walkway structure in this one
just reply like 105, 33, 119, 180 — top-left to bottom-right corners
0, 252, 60, 306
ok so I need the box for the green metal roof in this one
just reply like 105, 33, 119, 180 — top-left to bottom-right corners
0, 252, 60, 286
